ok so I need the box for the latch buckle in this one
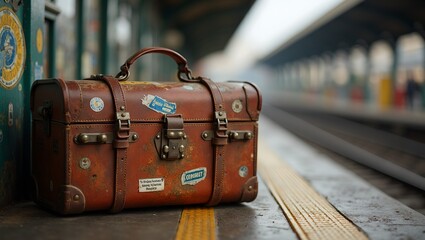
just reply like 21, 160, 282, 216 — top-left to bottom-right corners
154, 114, 187, 160
215, 111, 228, 138
116, 111, 131, 139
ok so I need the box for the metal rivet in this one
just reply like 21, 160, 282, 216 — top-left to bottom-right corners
245, 132, 252, 140
162, 154, 167, 159
79, 134, 89, 143
180, 154, 185, 158
97, 134, 107, 143
183, 134, 187, 139
169, 132, 175, 137
156, 134, 161, 139
218, 111, 223, 116
163, 145, 169, 153
248, 186, 253, 191
202, 132, 208, 138
178, 131, 183, 137
232, 132, 239, 139
179, 145, 185, 153
132, 134, 139, 141
120, 106, 125, 110
73, 194, 80, 201
121, 113, 126, 117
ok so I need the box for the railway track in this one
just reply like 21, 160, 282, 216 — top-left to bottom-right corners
263, 104, 425, 215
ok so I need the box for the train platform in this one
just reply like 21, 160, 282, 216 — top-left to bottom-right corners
1, 117, 424, 239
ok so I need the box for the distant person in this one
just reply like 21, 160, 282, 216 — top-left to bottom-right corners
405, 71, 419, 109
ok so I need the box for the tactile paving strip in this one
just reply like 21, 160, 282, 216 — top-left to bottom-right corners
259, 142, 368, 240
175, 207, 216, 240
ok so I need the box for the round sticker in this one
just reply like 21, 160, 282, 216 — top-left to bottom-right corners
239, 166, 249, 178
0, 7, 26, 89
232, 99, 243, 113
90, 97, 104, 112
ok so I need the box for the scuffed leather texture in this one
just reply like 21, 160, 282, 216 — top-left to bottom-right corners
31, 78, 261, 214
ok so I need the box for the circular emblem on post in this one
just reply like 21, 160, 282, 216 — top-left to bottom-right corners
0, 7, 26, 89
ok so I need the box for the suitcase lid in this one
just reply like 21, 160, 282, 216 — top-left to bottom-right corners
31, 78, 261, 124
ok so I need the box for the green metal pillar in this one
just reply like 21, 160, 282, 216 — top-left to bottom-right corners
0, 0, 44, 207
389, 38, 399, 108
99, 1, 108, 74
0, 0, 25, 207
76, 0, 84, 79
22, 0, 45, 200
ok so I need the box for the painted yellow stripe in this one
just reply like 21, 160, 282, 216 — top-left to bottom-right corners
175, 207, 216, 240
259, 142, 368, 240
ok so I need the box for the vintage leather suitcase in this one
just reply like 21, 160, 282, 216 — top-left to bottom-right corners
30, 47, 262, 214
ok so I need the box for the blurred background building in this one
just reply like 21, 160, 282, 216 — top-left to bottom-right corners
49, 0, 425, 113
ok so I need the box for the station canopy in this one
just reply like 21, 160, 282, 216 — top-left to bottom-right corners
261, 0, 425, 67
157, 0, 255, 61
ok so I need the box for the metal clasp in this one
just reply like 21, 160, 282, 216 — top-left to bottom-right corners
116, 111, 131, 139
154, 114, 187, 160
215, 111, 228, 138
201, 130, 253, 141
74, 132, 139, 144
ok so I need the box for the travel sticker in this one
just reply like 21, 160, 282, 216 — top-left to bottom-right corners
181, 167, 207, 186
139, 178, 165, 192
0, 7, 26, 89
90, 97, 104, 112
239, 166, 249, 177
141, 94, 176, 114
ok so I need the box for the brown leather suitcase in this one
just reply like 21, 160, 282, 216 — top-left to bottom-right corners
30, 47, 262, 214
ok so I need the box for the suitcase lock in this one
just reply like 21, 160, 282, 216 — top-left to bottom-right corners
154, 114, 187, 160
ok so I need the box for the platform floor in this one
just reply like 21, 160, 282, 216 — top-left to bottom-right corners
1, 117, 424, 240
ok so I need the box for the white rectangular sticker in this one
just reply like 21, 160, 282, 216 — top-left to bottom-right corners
139, 178, 164, 192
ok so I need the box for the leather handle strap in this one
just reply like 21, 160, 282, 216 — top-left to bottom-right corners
97, 75, 130, 213
115, 47, 192, 81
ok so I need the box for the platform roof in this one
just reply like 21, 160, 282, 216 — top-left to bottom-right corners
157, 0, 254, 61
261, 0, 425, 67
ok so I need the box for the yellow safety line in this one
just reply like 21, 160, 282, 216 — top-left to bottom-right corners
259, 142, 368, 240
175, 207, 216, 240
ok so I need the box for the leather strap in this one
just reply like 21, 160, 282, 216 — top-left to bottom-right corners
115, 47, 191, 81
97, 75, 130, 213
197, 77, 228, 206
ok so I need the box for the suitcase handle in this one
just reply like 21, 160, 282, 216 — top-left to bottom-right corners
115, 47, 195, 81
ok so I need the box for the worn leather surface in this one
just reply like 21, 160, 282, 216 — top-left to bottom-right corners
31, 78, 261, 214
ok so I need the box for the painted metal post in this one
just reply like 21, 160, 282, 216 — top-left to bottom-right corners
0, 1, 26, 207
0, 0, 44, 207
22, 0, 45, 200
99, 1, 108, 74
76, 0, 84, 79
390, 39, 398, 107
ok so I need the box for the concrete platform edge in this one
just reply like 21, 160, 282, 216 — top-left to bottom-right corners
260, 116, 425, 240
